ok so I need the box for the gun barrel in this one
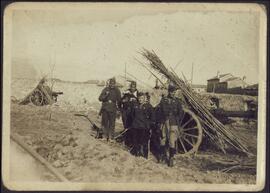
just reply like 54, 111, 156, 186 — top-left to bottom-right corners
53, 92, 63, 95
52, 92, 63, 97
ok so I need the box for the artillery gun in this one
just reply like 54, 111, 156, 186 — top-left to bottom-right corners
136, 49, 256, 157
174, 95, 257, 155
19, 78, 63, 106
208, 96, 257, 124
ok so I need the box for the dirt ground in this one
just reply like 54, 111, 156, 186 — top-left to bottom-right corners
10, 101, 257, 184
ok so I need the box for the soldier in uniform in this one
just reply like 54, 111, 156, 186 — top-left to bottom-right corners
158, 83, 184, 167
121, 81, 139, 146
130, 92, 153, 158
121, 81, 138, 128
127, 81, 138, 98
98, 77, 121, 141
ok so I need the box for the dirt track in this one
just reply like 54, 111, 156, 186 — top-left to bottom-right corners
10, 102, 256, 184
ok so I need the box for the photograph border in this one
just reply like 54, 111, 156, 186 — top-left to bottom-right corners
1, 1, 269, 192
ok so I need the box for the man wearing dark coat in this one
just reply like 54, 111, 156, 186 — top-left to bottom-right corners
158, 82, 184, 167
121, 81, 139, 147
121, 81, 138, 128
98, 77, 121, 141
130, 92, 153, 158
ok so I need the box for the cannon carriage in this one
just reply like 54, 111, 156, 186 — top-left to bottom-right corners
171, 96, 257, 155
208, 96, 257, 121
19, 78, 63, 106
136, 49, 254, 156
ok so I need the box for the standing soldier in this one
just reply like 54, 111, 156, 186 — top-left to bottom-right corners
121, 81, 139, 146
126, 81, 138, 99
98, 77, 121, 142
158, 82, 184, 167
130, 92, 152, 158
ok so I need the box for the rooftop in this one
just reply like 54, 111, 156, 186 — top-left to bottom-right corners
220, 77, 239, 82
207, 73, 232, 81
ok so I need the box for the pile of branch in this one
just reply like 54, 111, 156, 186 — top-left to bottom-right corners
214, 157, 256, 173
139, 48, 251, 156
220, 159, 256, 173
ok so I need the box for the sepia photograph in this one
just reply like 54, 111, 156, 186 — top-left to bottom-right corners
2, 2, 267, 191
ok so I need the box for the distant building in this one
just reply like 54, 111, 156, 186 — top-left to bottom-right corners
207, 73, 248, 93
191, 84, 207, 93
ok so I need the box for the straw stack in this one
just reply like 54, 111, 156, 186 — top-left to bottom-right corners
139, 49, 251, 156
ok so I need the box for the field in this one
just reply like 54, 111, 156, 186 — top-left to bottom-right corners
9, 79, 257, 184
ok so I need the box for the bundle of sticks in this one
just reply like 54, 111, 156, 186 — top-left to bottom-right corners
219, 158, 256, 173
138, 48, 251, 156
211, 155, 256, 173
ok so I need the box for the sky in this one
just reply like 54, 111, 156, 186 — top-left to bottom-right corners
10, 3, 260, 85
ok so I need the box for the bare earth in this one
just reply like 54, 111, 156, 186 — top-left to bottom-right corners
10, 101, 256, 184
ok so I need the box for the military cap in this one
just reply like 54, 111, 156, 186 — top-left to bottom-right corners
168, 82, 177, 92
145, 92, 150, 100
130, 81, 136, 87
109, 77, 116, 84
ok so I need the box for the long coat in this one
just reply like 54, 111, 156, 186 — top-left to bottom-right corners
98, 87, 121, 113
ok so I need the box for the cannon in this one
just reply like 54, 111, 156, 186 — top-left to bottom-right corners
173, 95, 257, 155
19, 78, 63, 106
207, 96, 257, 124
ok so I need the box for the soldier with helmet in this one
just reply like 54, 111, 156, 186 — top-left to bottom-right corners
98, 77, 121, 142
129, 92, 153, 158
158, 82, 184, 167
121, 81, 139, 146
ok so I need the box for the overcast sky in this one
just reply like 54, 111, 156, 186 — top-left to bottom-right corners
11, 3, 260, 85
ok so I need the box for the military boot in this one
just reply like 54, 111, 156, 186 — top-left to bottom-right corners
168, 157, 174, 167
142, 145, 148, 159
168, 148, 176, 167
158, 146, 166, 164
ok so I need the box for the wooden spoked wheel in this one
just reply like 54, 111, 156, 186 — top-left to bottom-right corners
176, 108, 203, 155
29, 89, 44, 106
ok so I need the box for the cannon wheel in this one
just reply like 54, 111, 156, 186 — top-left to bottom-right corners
29, 89, 44, 106
176, 108, 203, 155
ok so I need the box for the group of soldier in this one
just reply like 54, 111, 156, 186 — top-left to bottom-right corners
98, 77, 184, 167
